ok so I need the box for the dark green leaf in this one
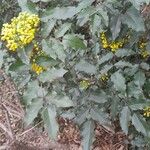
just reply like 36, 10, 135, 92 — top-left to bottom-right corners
39, 67, 67, 83
115, 49, 135, 57
9, 59, 25, 71
0, 51, 6, 68
114, 61, 133, 68
121, 6, 145, 32
17, 0, 37, 14
75, 109, 90, 126
55, 23, 71, 38
88, 92, 108, 103
132, 113, 147, 136
120, 106, 131, 135
111, 71, 126, 92
110, 15, 121, 40
77, 0, 95, 11
75, 60, 96, 74
63, 34, 86, 50
23, 80, 47, 105
24, 98, 43, 126
98, 52, 114, 65
42, 39, 57, 60
129, 101, 150, 110
110, 96, 120, 118
134, 71, 146, 87
46, 91, 74, 108
90, 108, 111, 125
41, 19, 56, 37
42, 105, 59, 140
42, 6, 77, 21
98, 6, 109, 26
129, 0, 150, 10
81, 120, 95, 150
18, 48, 30, 65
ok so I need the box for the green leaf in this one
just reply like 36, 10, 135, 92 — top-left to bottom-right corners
50, 39, 66, 62
42, 39, 57, 60
39, 67, 67, 83
111, 71, 126, 92
36, 56, 58, 68
92, 14, 102, 34
9, 59, 25, 71
18, 48, 30, 65
134, 71, 146, 87
41, 19, 56, 37
77, 0, 95, 11
130, 102, 150, 110
88, 92, 108, 103
41, 0, 51, 2
140, 63, 150, 71
132, 113, 147, 136
18, 74, 31, 89
63, 34, 86, 50
81, 120, 95, 150
110, 15, 121, 40
30, 0, 40, 2
17, 0, 37, 13
120, 106, 131, 135
42, 39, 66, 62
42, 105, 59, 140
46, 91, 74, 108
77, 6, 98, 26
115, 49, 135, 57
114, 61, 133, 68
75, 109, 90, 126
110, 96, 120, 118
100, 64, 113, 74
121, 6, 145, 32
128, 0, 150, 10
41, 6, 78, 21
98, 52, 114, 65
127, 81, 143, 99
75, 60, 96, 74
90, 108, 111, 125
24, 98, 43, 126
0, 50, 6, 68
23, 80, 47, 105
98, 6, 109, 26
55, 23, 71, 38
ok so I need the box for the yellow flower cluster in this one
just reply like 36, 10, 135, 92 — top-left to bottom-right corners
31, 63, 45, 75
100, 32, 126, 53
30, 43, 46, 75
79, 80, 90, 90
143, 106, 150, 117
100, 32, 109, 49
1, 12, 40, 51
138, 40, 150, 58
141, 50, 149, 58
100, 73, 109, 81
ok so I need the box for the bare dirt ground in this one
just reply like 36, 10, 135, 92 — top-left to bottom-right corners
0, 69, 128, 150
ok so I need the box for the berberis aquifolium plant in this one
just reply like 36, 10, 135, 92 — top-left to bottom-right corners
0, 0, 150, 149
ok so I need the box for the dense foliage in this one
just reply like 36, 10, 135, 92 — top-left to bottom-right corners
0, 0, 150, 149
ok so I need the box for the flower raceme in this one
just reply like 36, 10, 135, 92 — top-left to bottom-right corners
143, 106, 150, 117
31, 63, 45, 75
30, 43, 46, 75
100, 32, 127, 53
138, 40, 150, 58
1, 12, 40, 51
100, 73, 109, 81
